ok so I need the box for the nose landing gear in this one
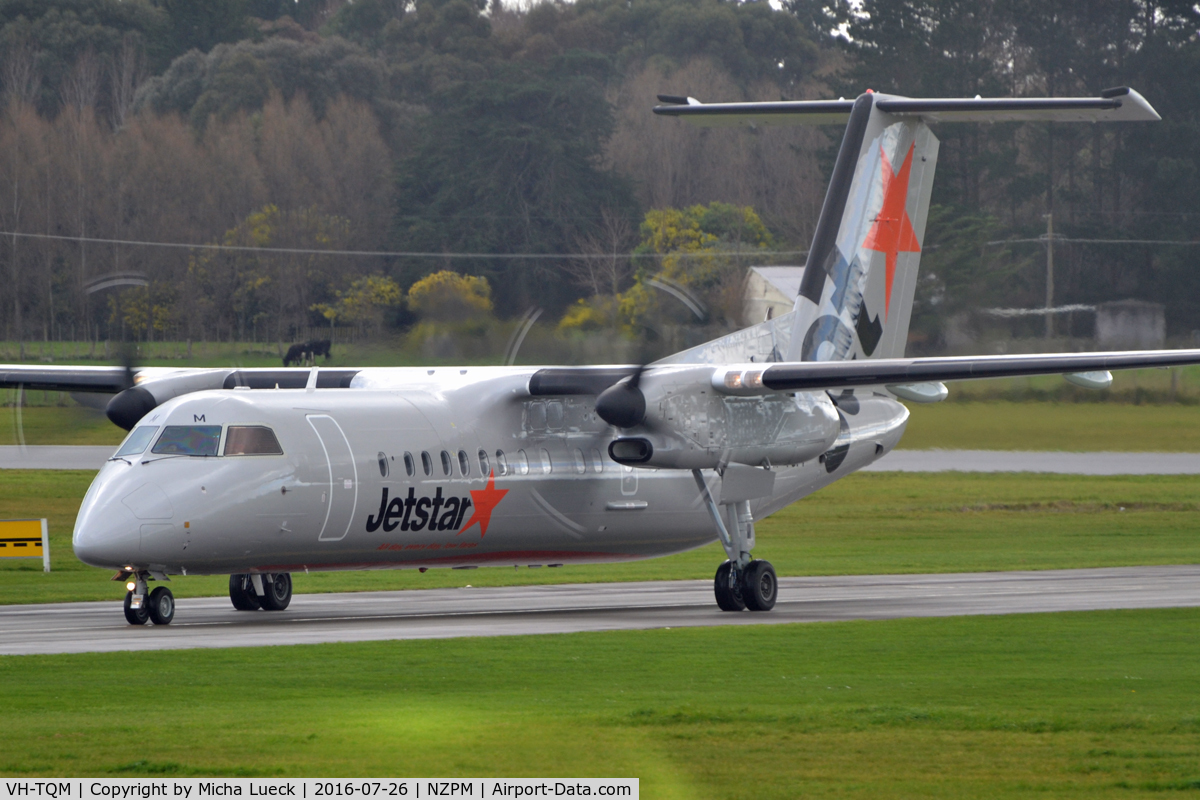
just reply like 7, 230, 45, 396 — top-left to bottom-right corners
229, 573, 292, 611
119, 571, 175, 625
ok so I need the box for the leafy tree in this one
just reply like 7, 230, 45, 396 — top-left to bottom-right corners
313, 274, 403, 335
151, 0, 252, 59
0, 0, 168, 117
406, 270, 492, 321
134, 34, 389, 127
391, 58, 638, 313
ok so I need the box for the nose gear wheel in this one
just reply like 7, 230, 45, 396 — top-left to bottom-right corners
148, 586, 175, 625
123, 591, 149, 625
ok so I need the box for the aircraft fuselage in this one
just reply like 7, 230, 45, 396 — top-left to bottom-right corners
72, 367, 908, 575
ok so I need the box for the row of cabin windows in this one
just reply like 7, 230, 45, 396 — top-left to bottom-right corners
377, 446, 607, 478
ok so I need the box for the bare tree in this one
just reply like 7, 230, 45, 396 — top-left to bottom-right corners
62, 49, 102, 116
109, 35, 144, 130
606, 59, 830, 249
566, 207, 636, 297
3, 37, 41, 109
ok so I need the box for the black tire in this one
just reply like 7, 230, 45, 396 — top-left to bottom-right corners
741, 560, 778, 612
229, 574, 262, 611
148, 586, 175, 625
260, 573, 292, 611
123, 591, 149, 625
714, 561, 746, 612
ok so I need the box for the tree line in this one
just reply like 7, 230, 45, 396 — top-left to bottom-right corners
0, 0, 1198, 353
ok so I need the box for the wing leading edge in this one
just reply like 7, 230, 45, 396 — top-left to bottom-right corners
711, 349, 1200, 395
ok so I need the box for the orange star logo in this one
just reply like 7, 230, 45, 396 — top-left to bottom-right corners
862, 141, 921, 319
459, 471, 508, 538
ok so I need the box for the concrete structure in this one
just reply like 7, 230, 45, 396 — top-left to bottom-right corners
1095, 300, 1165, 349
742, 266, 804, 325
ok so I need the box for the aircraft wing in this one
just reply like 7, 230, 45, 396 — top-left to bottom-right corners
654, 87, 1159, 127
0, 365, 361, 393
712, 349, 1200, 395
0, 365, 131, 392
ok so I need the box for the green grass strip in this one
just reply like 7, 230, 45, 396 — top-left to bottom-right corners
2, 610, 1200, 797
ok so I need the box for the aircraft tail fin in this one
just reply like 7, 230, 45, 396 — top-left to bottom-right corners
654, 88, 1158, 362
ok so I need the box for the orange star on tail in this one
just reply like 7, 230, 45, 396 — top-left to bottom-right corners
862, 141, 921, 320
459, 471, 509, 538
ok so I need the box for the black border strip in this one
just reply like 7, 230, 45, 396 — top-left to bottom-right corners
798, 94, 875, 305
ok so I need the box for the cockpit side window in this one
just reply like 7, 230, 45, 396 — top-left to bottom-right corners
152, 425, 222, 456
114, 426, 158, 458
224, 426, 284, 456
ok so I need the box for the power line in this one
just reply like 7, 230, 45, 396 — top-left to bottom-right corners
988, 237, 1200, 246
0, 230, 809, 261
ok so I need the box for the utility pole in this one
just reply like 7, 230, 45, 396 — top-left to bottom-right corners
1044, 212, 1054, 339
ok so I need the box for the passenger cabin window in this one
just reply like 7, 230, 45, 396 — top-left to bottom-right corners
458, 450, 470, 476
540, 448, 552, 474
152, 425, 222, 457
404, 452, 415, 477
495, 450, 509, 476
478, 449, 490, 476
440, 450, 452, 476
573, 448, 586, 474
591, 449, 604, 473
114, 426, 158, 458
516, 449, 530, 475
224, 426, 283, 456
377, 452, 389, 477
421, 451, 433, 476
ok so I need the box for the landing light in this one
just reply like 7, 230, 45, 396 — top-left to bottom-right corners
724, 372, 743, 389
126, 581, 136, 592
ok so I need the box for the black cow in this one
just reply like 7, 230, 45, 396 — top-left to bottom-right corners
282, 339, 333, 367
309, 339, 331, 360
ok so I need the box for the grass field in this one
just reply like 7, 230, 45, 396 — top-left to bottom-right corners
4, 469, 1200, 605
2, 609, 1200, 796
900, 400, 1200, 451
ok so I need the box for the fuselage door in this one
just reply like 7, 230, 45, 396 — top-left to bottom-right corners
307, 414, 358, 541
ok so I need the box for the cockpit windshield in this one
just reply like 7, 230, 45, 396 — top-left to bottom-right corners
113, 426, 159, 458
151, 425, 222, 456
224, 426, 283, 456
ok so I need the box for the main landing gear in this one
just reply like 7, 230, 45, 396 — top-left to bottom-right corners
692, 470, 778, 612
120, 572, 175, 625
229, 573, 292, 612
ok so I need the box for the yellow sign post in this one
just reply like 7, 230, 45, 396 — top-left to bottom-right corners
0, 519, 49, 572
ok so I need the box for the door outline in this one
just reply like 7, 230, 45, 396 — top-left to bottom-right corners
307, 414, 358, 541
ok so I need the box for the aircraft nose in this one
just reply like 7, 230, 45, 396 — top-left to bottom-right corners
73, 485, 143, 569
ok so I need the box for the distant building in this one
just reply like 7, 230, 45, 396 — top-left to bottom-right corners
1095, 300, 1165, 349
743, 266, 804, 325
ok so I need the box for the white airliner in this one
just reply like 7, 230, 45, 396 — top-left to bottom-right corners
4, 86, 1196, 626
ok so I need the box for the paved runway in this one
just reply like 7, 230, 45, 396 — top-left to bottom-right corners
0, 445, 113, 469
862, 449, 1200, 474
3, 565, 1199, 656
6, 445, 1200, 473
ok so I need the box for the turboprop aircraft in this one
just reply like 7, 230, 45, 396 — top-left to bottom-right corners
3, 86, 1196, 627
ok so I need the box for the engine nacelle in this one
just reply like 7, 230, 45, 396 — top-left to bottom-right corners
609, 371, 841, 469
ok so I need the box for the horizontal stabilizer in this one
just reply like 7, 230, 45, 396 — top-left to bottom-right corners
654, 87, 1159, 127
